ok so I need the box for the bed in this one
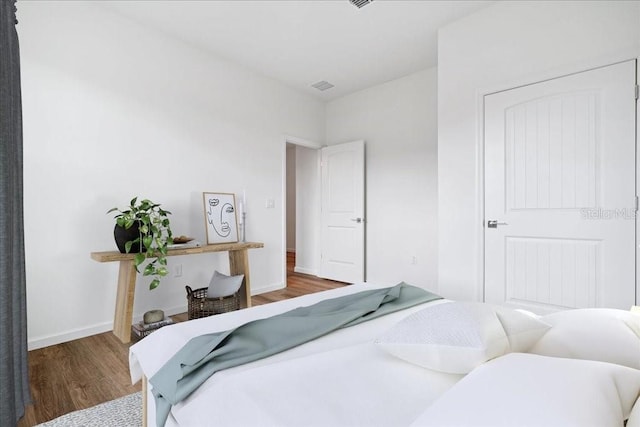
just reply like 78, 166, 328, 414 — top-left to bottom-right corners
129, 282, 640, 427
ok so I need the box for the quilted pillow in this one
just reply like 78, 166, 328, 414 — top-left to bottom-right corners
410, 353, 640, 427
374, 301, 550, 373
529, 308, 640, 369
206, 270, 244, 298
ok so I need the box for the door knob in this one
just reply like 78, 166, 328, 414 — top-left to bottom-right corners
351, 218, 364, 223
487, 220, 508, 228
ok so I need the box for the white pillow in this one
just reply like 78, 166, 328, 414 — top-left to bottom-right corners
206, 270, 244, 298
410, 353, 640, 427
628, 397, 640, 427
529, 308, 640, 369
374, 302, 550, 374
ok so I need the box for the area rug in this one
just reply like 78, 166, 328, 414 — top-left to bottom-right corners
36, 391, 142, 427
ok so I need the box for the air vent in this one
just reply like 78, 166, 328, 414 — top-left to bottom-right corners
349, 0, 374, 8
311, 81, 335, 91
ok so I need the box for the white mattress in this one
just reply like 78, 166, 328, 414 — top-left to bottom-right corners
129, 282, 456, 426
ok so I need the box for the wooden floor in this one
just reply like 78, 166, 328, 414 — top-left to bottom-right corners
18, 252, 346, 426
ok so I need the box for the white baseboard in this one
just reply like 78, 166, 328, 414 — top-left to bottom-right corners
28, 322, 114, 351
28, 303, 188, 351
294, 266, 318, 276
251, 282, 286, 295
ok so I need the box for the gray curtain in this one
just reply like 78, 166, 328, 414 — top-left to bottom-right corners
0, 1, 30, 425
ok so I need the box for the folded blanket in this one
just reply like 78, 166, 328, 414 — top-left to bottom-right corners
150, 282, 441, 426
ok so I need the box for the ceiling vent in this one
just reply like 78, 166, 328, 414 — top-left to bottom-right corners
311, 81, 335, 91
349, 0, 374, 9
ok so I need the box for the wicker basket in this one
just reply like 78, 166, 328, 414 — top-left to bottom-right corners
186, 285, 240, 320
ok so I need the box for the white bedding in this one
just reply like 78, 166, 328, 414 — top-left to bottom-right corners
130, 283, 640, 427
174, 343, 462, 427
129, 282, 451, 427
411, 353, 640, 427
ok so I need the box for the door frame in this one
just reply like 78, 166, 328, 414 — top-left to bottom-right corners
477, 58, 639, 306
636, 61, 640, 307
281, 134, 322, 289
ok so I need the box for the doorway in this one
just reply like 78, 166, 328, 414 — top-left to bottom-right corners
283, 136, 322, 287
283, 136, 367, 288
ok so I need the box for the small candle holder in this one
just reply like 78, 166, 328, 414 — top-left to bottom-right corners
241, 212, 247, 242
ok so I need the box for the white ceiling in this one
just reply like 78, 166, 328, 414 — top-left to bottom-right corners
102, 0, 493, 101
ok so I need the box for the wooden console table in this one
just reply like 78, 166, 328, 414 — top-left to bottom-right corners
91, 242, 264, 343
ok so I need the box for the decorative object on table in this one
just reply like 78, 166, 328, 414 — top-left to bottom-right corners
113, 221, 142, 253
186, 285, 240, 319
172, 235, 194, 244
168, 240, 201, 250
202, 192, 239, 244
167, 235, 201, 250
107, 197, 173, 290
206, 270, 244, 298
238, 189, 247, 242
131, 317, 174, 339
143, 309, 165, 324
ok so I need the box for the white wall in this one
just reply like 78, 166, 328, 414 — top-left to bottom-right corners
17, 2, 325, 349
326, 68, 439, 289
294, 145, 320, 276
438, 1, 640, 301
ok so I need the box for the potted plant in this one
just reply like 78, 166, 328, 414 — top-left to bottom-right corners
107, 197, 173, 290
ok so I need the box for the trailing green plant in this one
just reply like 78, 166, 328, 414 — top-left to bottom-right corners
107, 197, 173, 290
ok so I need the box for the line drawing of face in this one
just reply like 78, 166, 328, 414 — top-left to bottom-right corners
207, 198, 235, 238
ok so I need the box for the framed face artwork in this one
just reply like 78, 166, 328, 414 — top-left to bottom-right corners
202, 192, 239, 244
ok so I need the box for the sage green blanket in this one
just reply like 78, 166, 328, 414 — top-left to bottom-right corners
150, 283, 441, 426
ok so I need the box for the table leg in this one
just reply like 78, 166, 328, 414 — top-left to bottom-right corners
228, 249, 252, 308
142, 374, 148, 427
113, 260, 137, 343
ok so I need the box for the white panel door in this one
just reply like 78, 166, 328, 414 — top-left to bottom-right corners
485, 60, 637, 312
319, 140, 365, 283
